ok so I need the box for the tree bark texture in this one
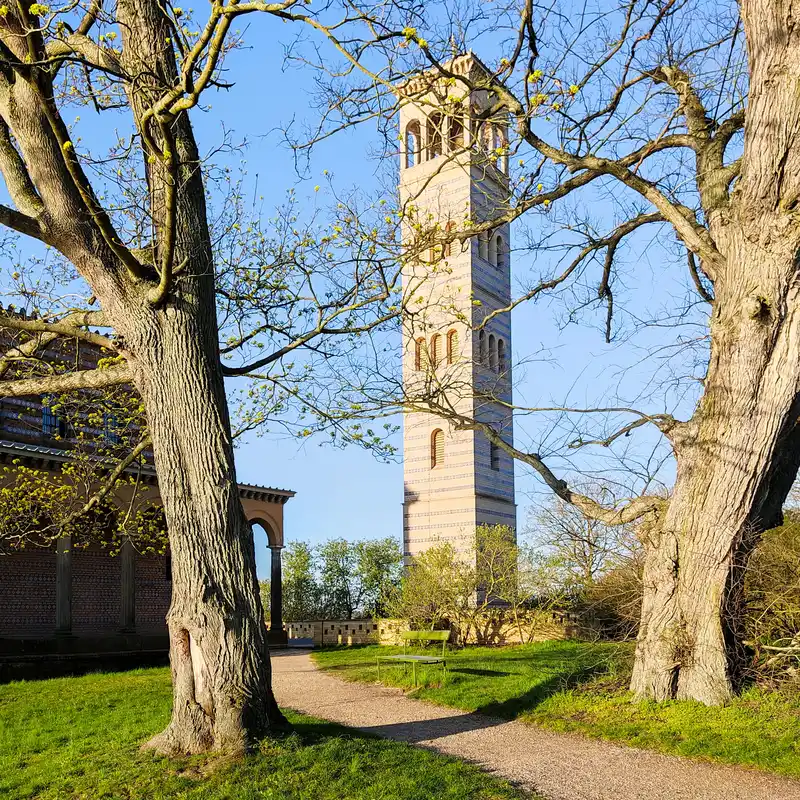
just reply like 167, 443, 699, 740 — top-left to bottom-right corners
117, 0, 285, 752
133, 314, 284, 754
631, 0, 800, 704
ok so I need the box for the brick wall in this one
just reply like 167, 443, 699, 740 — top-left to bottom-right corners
0, 544, 170, 643
0, 548, 57, 636
72, 545, 122, 635
135, 555, 170, 633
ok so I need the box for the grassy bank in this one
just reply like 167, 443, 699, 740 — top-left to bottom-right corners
0, 667, 527, 800
314, 640, 800, 778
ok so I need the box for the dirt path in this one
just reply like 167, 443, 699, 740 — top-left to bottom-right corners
271, 648, 800, 800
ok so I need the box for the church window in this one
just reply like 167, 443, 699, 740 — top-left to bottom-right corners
490, 440, 501, 471
446, 329, 459, 364
414, 337, 426, 371
444, 221, 457, 257
449, 114, 464, 150
488, 334, 497, 371
430, 333, 441, 367
427, 113, 444, 159
42, 395, 67, 439
494, 235, 504, 269
488, 233, 498, 267
479, 231, 489, 260
405, 120, 421, 168
431, 429, 445, 468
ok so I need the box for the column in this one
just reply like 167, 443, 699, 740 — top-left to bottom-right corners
267, 545, 287, 646
120, 539, 136, 633
55, 535, 72, 635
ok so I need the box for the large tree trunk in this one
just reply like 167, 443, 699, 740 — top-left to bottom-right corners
109, 0, 284, 753
631, 286, 800, 702
630, 0, 800, 705
132, 311, 285, 755
631, 233, 800, 704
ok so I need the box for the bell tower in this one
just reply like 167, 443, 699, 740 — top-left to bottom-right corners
400, 54, 516, 560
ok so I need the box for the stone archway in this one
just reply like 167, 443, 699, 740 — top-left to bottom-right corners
248, 517, 288, 648
239, 484, 294, 648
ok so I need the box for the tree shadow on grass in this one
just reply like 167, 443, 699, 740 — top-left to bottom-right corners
450, 668, 511, 677
474, 662, 615, 720
285, 715, 371, 746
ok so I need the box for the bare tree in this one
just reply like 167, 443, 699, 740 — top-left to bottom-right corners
279, 0, 800, 705
530, 491, 639, 592
0, 1, 406, 754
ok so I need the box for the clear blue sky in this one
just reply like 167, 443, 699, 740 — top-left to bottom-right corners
0, 14, 703, 580
189, 22, 702, 579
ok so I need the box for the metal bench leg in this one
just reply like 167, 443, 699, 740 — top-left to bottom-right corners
412, 661, 417, 687
377, 660, 380, 682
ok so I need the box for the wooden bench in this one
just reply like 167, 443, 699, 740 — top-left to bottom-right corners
376, 630, 450, 687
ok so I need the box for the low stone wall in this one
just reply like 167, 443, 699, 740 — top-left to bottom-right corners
284, 621, 316, 641
286, 611, 578, 648
285, 620, 379, 646
463, 609, 580, 646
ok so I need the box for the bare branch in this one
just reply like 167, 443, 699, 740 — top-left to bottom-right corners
0, 364, 130, 398
76, 0, 102, 36
687, 251, 714, 303
0, 119, 43, 217
0, 311, 113, 351
0, 203, 45, 241
54, 436, 152, 534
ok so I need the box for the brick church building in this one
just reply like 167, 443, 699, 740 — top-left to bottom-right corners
0, 309, 294, 679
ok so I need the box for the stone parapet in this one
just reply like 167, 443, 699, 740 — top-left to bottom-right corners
285, 611, 579, 648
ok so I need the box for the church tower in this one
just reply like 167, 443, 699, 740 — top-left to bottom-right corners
400, 54, 516, 560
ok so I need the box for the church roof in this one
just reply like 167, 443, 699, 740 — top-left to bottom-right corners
0, 438, 295, 505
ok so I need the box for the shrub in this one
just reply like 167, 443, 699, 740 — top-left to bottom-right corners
745, 515, 800, 682
579, 556, 643, 640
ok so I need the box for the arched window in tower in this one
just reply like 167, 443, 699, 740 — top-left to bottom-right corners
405, 120, 421, 169
500, 126, 510, 173
480, 121, 493, 154
414, 337, 427, 371
446, 329, 459, 364
492, 125, 501, 165
427, 113, 444, 159
488, 334, 497, 371
478, 329, 487, 365
479, 231, 489, 261
490, 440, 501, 471
494, 235, 504, 269
444, 221, 457, 258
429, 333, 441, 367
488, 234, 498, 267
449, 113, 464, 151
498, 338, 506, 374
431, 429, 445, 468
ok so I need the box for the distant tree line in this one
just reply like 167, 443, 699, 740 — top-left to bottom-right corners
262, 537, 403, 622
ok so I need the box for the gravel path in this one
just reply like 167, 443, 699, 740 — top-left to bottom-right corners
271, 648, 800, 800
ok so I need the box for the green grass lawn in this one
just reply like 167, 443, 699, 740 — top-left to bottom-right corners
314, 640, 800, 778
0, 667, 528, 800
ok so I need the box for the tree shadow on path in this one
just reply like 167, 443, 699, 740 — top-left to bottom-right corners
353, 710, 508, 744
